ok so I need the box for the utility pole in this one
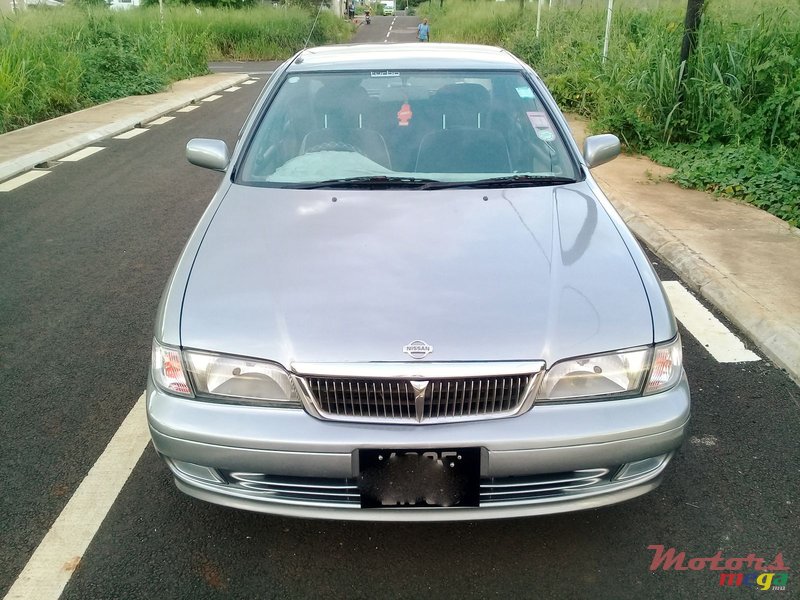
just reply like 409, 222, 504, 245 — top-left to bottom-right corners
602, 0, 613, 63
536, 0, 543, 37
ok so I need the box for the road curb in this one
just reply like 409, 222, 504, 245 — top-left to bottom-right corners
601, 180, 800, 386
0, 73, 250, 183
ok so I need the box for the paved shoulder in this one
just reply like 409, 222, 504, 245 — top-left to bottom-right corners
0, 73, 249, 184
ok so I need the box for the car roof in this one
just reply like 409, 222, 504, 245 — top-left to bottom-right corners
287, 43, 526, 72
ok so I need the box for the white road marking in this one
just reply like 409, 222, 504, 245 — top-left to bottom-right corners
3, 393, 150, 600
201, 94, 223, 102
0, 171, 50, 192
59, 146, 105, 162
242, 79, 257, 85
224, 86, 241, 92
113, 128, 148, 140
662, 281, 760, 363
386, 18, 395, 41
147, 116, 175, 126
176, 105, 200, 112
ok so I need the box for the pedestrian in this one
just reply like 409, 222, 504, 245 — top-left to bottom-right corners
348, 2, 355, 20
417, 18, 430, 42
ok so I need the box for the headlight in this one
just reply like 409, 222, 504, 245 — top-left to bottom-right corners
539, 347, 650, 402
184, 350, 300, 407
539, 336, 683, 402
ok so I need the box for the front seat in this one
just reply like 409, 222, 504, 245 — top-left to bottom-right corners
415, 129, 511, 173
300, 128, 392, 169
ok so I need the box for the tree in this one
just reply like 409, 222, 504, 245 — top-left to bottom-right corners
679, 0, 705, 73
676, 0, 704, 106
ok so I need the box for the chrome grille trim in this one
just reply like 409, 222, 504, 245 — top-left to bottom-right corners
480, 468, 613, 504
224, 472, 360, 505
299, 372, 539, 423
291, 361, 545, 379
214, 468, 616, 507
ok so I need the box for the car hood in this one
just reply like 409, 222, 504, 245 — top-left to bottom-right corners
180, 184, 653, 368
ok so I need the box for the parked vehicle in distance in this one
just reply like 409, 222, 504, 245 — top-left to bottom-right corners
148, 43, 689, 521
107, 0, 139, 10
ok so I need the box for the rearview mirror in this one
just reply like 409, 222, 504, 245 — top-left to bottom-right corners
186, 138, 230, 171
583, 134, 620, 169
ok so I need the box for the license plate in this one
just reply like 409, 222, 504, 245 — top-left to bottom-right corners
358, 448, 480, 508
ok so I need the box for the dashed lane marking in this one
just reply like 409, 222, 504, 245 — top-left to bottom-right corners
224, 86, 242, 92
147, 116, 175, 126
59, 146, 105, 162
176, 105, 200, 112
113, 128, 148, 140
662, 281, 760, 363
3, 393, 150, 600
242, 80, 258, 85
201, 94, 223, 102
0, 171, 49, 192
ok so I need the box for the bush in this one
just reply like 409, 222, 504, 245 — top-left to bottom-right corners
0, 6, 351, 133
649, 144, 800, 227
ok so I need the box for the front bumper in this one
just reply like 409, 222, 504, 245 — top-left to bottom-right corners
147, 375, 690, 520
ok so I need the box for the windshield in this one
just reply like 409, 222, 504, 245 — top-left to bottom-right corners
237, 70, 578, 187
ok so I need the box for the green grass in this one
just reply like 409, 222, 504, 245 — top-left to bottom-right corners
0, 6, 351, 134
421, 0, 800, 226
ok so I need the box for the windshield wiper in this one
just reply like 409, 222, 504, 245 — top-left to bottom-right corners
420, 175, 577, 190
292, 176, 437, 189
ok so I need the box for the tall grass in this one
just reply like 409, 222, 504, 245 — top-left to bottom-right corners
0, 6, 350, 133
422, 0, 800, 225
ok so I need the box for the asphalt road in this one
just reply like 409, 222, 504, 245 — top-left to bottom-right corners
1, 16, 798, 600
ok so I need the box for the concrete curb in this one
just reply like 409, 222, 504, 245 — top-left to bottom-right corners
0, 73, 250, 183
600, 177, 800, 387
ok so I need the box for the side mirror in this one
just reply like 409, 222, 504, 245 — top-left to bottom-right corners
583, 134, 620, 169
186, 138, 230, 171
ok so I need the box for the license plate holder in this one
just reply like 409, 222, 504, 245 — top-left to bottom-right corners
358, 448, 480, 508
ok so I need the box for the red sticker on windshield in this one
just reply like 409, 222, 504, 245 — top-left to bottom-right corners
397, 103, 413, 126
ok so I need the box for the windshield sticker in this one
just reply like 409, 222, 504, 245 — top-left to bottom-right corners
397, 102, 413, 127
287, 76, 300, 84
527, 111, 556, 141
538, 130, 555, 141
516, 86, 534, 98
371, 71, 400, 78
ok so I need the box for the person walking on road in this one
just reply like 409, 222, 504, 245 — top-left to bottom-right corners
417, 18, 430, 42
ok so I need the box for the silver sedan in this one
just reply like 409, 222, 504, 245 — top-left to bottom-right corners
147, 43, 689, 520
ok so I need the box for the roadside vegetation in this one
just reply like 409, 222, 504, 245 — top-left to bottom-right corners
0, 5, 350, 134
422, 0, 800, 226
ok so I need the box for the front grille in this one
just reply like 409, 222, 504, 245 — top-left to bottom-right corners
305, 375, 533, 422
